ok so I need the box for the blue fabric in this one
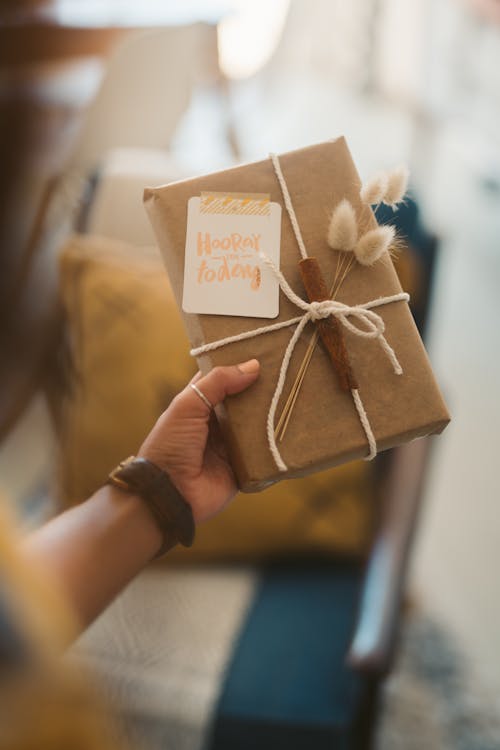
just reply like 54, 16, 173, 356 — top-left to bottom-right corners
375, 197, 437, 336
210, 563, 364, 749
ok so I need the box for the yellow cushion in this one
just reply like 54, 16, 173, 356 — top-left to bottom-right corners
169, 461, 374, 562
57, 235, 196, 505
57, 234, 374, 560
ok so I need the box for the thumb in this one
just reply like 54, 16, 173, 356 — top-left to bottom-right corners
177, 359, 260, 416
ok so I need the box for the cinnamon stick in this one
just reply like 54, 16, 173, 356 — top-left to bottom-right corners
299, 257, 357, 392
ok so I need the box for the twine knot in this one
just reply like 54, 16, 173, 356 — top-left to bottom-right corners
309, 299, 339, 320
306, 299, 385, 341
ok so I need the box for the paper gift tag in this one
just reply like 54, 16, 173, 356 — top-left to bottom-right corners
182, 192, 281, 318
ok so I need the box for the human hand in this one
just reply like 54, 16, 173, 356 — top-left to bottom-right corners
138, 359, 260, 523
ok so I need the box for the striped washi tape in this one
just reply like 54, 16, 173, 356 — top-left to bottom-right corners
200, 192, 270, 216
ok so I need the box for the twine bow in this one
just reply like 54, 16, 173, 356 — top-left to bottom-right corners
261, 251, 405, 360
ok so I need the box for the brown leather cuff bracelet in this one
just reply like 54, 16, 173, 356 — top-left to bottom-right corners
108, 456, 195, 558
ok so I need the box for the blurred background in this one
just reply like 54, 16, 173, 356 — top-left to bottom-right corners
1, 1, 500, 748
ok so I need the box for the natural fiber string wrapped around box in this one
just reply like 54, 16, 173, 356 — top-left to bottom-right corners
191, 153, 409, 472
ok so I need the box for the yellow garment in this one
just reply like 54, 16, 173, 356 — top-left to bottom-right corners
0, 500, 124, 750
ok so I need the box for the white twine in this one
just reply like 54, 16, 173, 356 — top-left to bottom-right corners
351, 388, 377, 460
190, 154, 410, 471
270, 152, 309, 261
192, 252, 408, 470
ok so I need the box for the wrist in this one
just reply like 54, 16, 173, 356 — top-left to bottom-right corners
102, 484, 164, 560
107, 456, 195, 557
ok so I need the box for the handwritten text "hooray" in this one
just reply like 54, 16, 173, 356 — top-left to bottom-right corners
197, 232, 261, 256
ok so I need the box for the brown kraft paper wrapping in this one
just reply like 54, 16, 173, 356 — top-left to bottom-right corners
144, 138, 450, 492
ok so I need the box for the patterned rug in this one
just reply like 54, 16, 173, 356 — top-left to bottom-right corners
378, 613, 500, 750
74, 569, 500, 750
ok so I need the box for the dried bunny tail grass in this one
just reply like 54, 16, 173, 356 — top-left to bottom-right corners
360, 173, 388, 205
387, 232, 406, 260
354, 225, 396, 266
327, 198, 357, 252
383, 165, 410, 207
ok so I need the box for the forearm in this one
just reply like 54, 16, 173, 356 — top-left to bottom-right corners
23, 485, 162, 632
21, 361, 259, 639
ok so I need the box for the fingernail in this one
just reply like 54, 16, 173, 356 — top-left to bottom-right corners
237, 358, 260, 374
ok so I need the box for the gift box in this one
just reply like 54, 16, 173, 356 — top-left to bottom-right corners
144, 138, 449, 492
